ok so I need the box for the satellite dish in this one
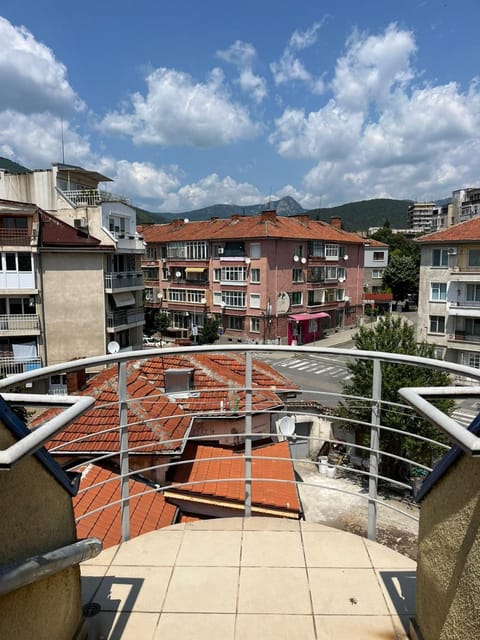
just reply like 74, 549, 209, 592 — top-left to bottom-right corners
245, 257, 251, 265
276, 292, 291, 314
338, 277, 346, 283
293, 255, 299, 262
279, 416, 295, 436
175, 271, 182, 278
107, 341, 120, 354
343, 254, 349, 260
157, 292, 163, 300
301, 257, 307, 264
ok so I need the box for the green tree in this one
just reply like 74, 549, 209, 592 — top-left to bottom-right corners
338, 316, 453, 477
382, 254, 419, 301
154, 312, 170, 342
371, 226, 419, 260
200, 317, 220, 344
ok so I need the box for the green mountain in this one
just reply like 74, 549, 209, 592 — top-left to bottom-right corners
307, 198, 413, 232
0, 156, 32, 174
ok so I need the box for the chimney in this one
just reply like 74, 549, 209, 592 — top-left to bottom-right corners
260, 210, 277, 222
172, 219, 184, 228
66, 368, 87, 393
293, 214, 310, 225
331, 216, 342, 229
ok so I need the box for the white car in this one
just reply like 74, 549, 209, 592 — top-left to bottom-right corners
143, 336, 161, 347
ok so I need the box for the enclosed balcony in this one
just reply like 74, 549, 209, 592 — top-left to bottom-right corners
104, 271, 144, 292
106, 306, 144, 330
0, 345, 479, 639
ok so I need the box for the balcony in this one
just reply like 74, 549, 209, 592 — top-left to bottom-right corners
0, 355, 41, 375
1, 345, 480, 638
62, 189, 130, 206
106, 307, 144, 330
0, 229, 32, 246
0, 314, 40, 335
104, 271, 144, 291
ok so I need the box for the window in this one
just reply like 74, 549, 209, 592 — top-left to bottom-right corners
250, 243, 261, 259
372, 251, 385, 261
293, 244, 304, 258
220, 266, 247, 282
223, 291, 246, 308
309, 241, 324, 257
109, 215, 126, 235
291, 291, 302, 305
213, 292, 222, 306
307, 289, 324, 305
431, 283, 447, 301
251, 317, 260, 333
213, 268, 221, 282
325, 243, 339, 259
429, 316, 445, 333
465, 318, 480, 337
250, 293, 261, 309
292, 268, 303, 282
467, 353, 480, 369
372, 269, 383, 279
168, 289, 186, 302
308, 266, 325, 282
167, 241, 186, 259
2, 252, 33, 273
466, 284, 480, 302
432, 248, 448, 267
468, 249, 480, 267
250, 268, 260, 283
336, 289, 345, 301
228, 316, 244, 330
186, 290, 206, 303
146, 246, 158, 260
186, 241, 208, 260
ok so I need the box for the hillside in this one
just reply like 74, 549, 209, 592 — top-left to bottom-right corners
307, 198, 413, 231
0, 156, 31, 174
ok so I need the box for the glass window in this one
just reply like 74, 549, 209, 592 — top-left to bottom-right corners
5, 253, 16, 271
250, 268, 260, 283
293, 244, 304, 258
467, 352, 480, 368
250, 294, 261, 309
307, 289, 324, 305
325, 243, 339, 259
372, 269, 383, 279
309, 241, 324, 257
373, 251, 385, 261
291, 291, 302, 305
228, 316, 244, 330
292, 268, 303, 282
431, 283, 447, 301
223, 291, 246, 308
213, 268, 221, 281
466, 284, 480, 302
429, 316, 445, 333
250, 243, 260, 259
336, 289, 345, 301
432, 248, 448, 267
251, 317, 260, 333
468, 249, 480, 267
220, 266, 246, 282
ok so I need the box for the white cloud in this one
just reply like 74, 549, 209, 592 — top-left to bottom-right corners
100, 67, 259, 146
270, 22, 325, 94
107, 160, 181, 205
0, 16, 83, 115
216, 40, 267, 103
271, 24, 480, 205
0, 111, 92, 168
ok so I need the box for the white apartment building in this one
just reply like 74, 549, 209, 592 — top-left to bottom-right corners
407, 202, 436, 233
417, 217, 480, 374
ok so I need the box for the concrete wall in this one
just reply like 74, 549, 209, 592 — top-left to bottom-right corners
40, 251, 106, 364
416, 454, 480, 640
0, 424, 82, 639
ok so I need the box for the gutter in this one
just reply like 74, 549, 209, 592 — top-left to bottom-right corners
0, 538, 102, 596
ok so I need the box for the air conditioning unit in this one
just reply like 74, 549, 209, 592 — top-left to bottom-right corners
73, 217, 88, 229
218, 247, 224, 255
447, 247, 457, 255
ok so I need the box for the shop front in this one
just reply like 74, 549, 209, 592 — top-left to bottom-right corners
288, 312, 330, 346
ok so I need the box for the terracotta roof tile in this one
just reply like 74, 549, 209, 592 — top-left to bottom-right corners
73, 464, 177, 548
169, 441, 301, 516
418, 216, 480, 243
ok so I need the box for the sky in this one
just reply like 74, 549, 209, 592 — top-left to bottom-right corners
1, 0, 480, 213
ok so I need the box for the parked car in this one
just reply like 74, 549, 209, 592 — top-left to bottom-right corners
143, 335, 161, 347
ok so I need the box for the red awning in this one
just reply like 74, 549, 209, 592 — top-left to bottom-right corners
288, 312, 330, 322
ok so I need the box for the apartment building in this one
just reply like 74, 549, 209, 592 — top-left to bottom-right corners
0, 196, 144, 392
0, 163, 145, 380
407, 201, 436, 233
417, 216, 480, 371
140, 211, 365, 345
363, 239, 389, 294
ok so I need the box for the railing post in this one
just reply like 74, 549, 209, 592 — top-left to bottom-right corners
244, 351, 253, 517
368, 358, 382, 541
118, 361, 130, 542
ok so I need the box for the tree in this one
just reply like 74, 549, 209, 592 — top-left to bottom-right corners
382, 254, 419, 301
200, 317, 220, 344
338, 316, 454, 477
154, 312, 170, 342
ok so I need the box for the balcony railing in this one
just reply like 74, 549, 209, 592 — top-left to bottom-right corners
0, 229, 32, 245
104, 271, 144, 290
0, 355, 41, 376
0, 314, 40, 333
61, 189, 130, 206
106, 307, 144, 329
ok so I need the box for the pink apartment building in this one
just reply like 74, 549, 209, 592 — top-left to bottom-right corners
140, 210, 365, 345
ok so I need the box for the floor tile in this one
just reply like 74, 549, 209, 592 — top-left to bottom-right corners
112, 530, 183, 566
309, 568, 390, 615
300, 521, 340, 532
244, 517, 299, 531
236, 614, 316, 639
364, 539, 417, 569
315, 615, 399, 639
163, 566, 239, 613
376, 569, 416, 616
81, 565, 108, 604
84, 610, 159, 640
241, 530, 305, 566
185, 517, 243, 530
176, 530, 241, 566
238, 567, 312, 614
154, 613, 235, 639
95, 565, 171, 613
302, 531, 372, 567
82, 544, 119, 566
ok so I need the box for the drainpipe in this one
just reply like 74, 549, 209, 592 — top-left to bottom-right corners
0, 538, 102, 596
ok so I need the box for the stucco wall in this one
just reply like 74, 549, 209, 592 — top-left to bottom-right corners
40, 251, 106, 364
416, 454, 480, 640
0, 424, 82, 639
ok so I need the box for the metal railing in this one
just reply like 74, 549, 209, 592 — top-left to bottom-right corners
0, 229, 31, 245
61, 189, 130, 206
1, 345, 480, 549
0, 356, 41, 376
0, 314, 40, 333
106, 307, 144, 328
104, 271, 144, 290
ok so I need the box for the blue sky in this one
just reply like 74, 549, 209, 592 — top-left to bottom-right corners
1, 0, 480, 212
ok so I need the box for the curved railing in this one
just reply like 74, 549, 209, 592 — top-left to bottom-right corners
1, 344, 479, 549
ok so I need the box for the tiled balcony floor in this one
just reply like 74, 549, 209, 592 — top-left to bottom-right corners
81, 517, 416, 640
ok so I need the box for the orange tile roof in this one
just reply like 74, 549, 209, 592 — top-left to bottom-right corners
418, 216, 480, 243
39, 354, 293, 456
73, 464, 177, 548
139, 213, 365, 245
365, 238, 389, 247
167, 441, 302, 517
